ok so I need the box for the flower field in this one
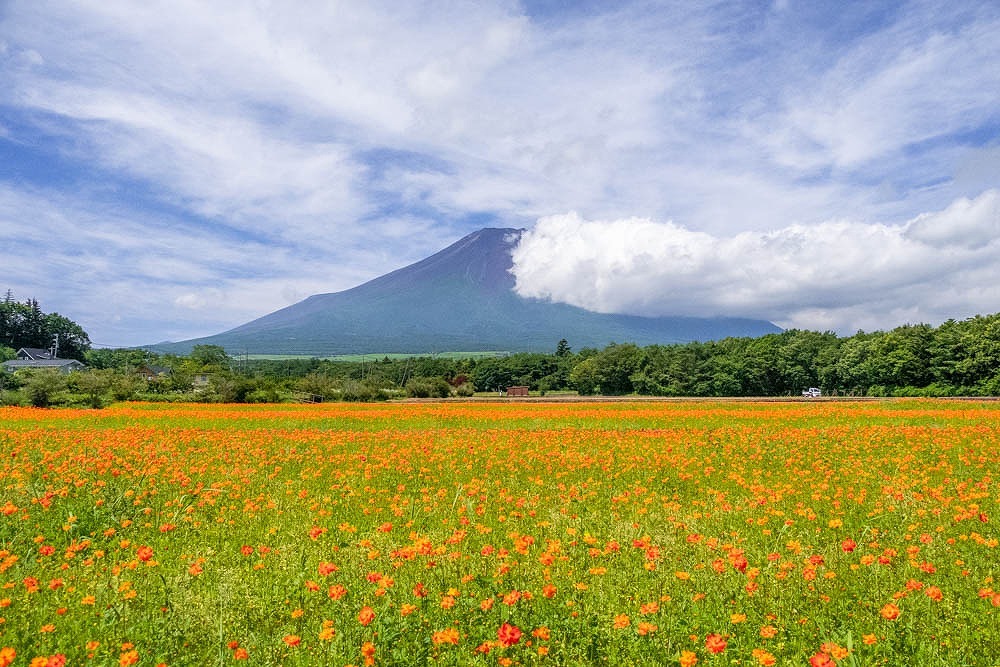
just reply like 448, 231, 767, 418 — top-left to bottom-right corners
1, 400, 999, 666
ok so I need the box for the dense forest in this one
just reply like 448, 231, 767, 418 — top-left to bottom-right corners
3, 295, 1000, 405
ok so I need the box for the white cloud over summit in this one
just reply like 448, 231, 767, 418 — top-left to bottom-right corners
511, 190, 1000, 332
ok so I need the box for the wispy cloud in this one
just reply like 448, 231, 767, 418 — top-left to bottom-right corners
1, 1, 998, 344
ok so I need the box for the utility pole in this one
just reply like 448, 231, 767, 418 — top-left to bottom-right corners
51, 333, 60, 359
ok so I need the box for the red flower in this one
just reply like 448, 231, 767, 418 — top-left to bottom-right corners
705, 633, 727, 654
497, 622, 522, 647
809, 652, 835, 667
136, 546, 154, 562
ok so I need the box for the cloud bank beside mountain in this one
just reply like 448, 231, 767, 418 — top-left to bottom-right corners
511, 190, 1000, 333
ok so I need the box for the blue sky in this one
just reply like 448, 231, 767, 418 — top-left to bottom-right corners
2, 1, 999, 347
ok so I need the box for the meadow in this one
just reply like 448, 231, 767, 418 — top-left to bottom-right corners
1, 400, 998, 666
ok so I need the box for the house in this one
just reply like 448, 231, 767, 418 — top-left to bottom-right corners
3, 358, 86, 374
506, 385, 530, 397
136, 364, 173, 381
16, 347, 56, 360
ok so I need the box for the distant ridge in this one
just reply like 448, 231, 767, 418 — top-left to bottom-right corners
151, 228, 781, 355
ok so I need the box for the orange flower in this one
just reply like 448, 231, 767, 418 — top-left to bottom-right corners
532, 627, 551, 640
233, 648, 249, 660
136, 546, 153, 562
759, 625, 777, 639
431, 628, 460, 645
752, 649, 777, 666
636, 622, 657, 636
924, 586, 943, 602
358, 606, 375, 626
880, 603, 901, 620
361, 641, 376, 666
639, 601, 659, 615
328, 584, 348, 600
613, 614, 631, 629
679, 650, 698, 667
119, 650, 139, 667
0, 649, 15, 667
282, 635, 301, 647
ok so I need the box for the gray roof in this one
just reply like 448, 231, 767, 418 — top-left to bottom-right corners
17, 347, 55, 360
3, 359, 85, 370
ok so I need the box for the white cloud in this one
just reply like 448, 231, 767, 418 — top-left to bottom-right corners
511, 190, 1000, 332
759, 9, 1000, 172
0, 185, 373, 345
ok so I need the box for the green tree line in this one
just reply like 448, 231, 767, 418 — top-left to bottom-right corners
4, 312, 1000, 407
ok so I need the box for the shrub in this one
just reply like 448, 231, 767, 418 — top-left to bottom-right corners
405, 376, 452, 398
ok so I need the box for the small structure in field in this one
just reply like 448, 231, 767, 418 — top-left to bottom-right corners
506, 385, 530, 397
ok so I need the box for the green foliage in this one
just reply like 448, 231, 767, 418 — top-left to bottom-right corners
404, 376, 452, 398
69, 369, 113, 408
188, 344, 230, 369
22, 369, 68, 407
0, 293, 92, 359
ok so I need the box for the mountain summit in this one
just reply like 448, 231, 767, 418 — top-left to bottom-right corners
156, 228, 780, 355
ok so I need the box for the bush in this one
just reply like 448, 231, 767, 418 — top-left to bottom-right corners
23, 370, 68, 408
453, 382, 475, 397
405, 376, 452, 398
338, 380, 389, 402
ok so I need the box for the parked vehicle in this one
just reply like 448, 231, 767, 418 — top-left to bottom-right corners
802, 387, 821, 398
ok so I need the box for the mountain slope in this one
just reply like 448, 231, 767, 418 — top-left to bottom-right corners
154, 228, 781, 355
